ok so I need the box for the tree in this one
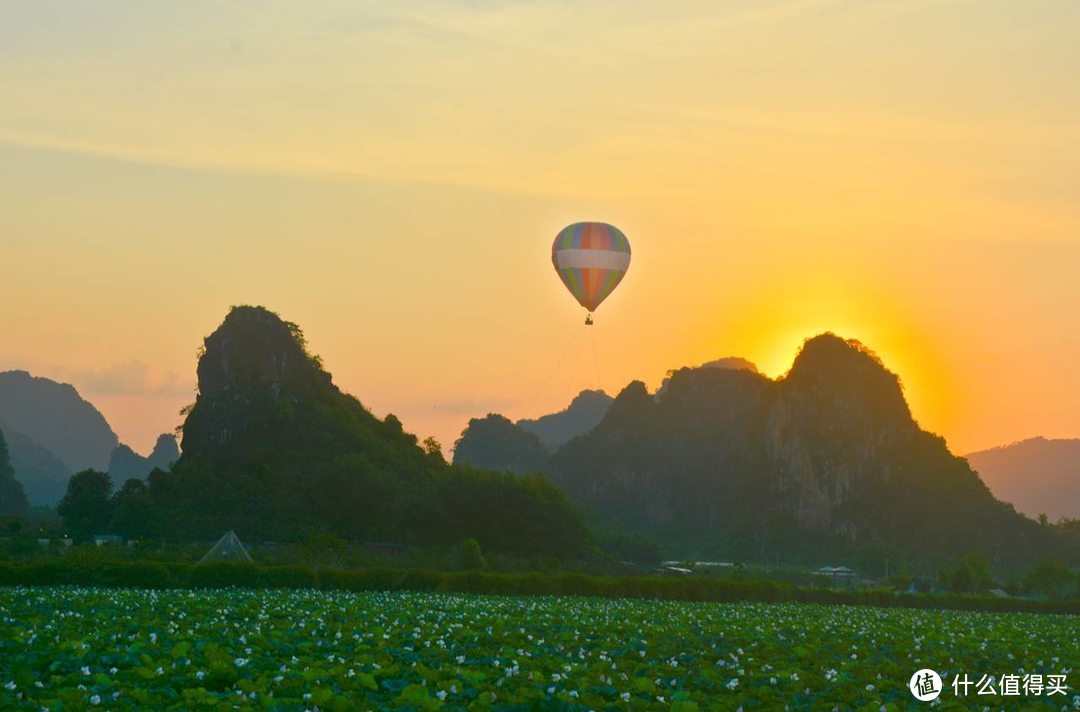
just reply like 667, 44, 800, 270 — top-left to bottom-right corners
453, 414, 549, 474
0, 429, 30, 519
459, 537, 488, 570
939, 554, 994, 593
1024, 558, 1073, 599
110, 478, 158, 540
58, 470, 113, 543
422, 436, 446, 464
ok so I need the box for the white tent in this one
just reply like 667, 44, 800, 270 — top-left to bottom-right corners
197, 530, 252, 565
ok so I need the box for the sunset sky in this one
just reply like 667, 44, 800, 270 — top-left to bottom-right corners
1, 0, 1077, 457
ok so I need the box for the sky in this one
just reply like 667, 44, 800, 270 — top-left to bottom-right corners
1, 0, 1078, 457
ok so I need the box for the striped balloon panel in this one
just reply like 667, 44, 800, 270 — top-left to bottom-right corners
551, 222, 631, 313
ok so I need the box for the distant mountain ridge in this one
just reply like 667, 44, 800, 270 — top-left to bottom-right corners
457, 356, 763, 467
0, 371, 179, 506
108, 434, 181, 482
456, 334, 1063, 566
518, 389, 613, 451
0, 370, 118, 472
966, 437, 1080, 521
0, 425, 69, 506
551, 335, 1056, 564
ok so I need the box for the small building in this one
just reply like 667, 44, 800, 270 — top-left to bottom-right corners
814, 566, 857, 578
92, 534, 124, 546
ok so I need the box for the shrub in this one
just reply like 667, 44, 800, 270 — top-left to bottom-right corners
0, 559, 1077, 615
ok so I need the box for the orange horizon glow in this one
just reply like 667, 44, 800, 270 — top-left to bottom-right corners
1, 1, 1078, 458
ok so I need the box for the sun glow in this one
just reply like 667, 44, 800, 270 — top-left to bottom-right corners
707, 277, 961, 441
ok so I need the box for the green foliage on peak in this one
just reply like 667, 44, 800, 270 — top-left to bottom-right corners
109, 306, 591, 559
544, 335, 1070, 569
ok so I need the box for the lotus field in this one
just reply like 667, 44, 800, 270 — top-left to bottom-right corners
0, 586, 1076, 710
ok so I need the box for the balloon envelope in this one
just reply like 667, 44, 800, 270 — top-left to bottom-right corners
551, 222, 631, 313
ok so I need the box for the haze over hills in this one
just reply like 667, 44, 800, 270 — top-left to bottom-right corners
108, 434, 181, 483
966, 437, 1080, 521
0, 370, 119, 473
518, 390, 613, 451
0, 371, 181, 506
1, 427, 69, 507
0, 428, 30, 518
457, 335, 1065, 567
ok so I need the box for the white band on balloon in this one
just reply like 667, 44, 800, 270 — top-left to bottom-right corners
554, 249, 631, 271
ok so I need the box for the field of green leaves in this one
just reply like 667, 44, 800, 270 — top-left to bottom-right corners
0, 586, 1075, 710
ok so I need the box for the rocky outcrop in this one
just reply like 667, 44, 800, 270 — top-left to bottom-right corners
108, 434, 180, 482
548, 334, 1051, 564
552, 368, 769, 538
182, 306, 335, 455
136, 306, 591, 557
763, 334, 919, 531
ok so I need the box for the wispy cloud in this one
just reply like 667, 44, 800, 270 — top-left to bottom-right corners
71, 361, 193, 398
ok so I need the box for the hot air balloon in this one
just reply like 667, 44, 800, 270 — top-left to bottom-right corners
551, 222, 631, 325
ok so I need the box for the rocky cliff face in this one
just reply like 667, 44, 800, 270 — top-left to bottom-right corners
141, 305, 591, 556
548, 334, 1050, 563
552, 367, 769, 538
763, 335, 919, 531
182, 306, 336, 455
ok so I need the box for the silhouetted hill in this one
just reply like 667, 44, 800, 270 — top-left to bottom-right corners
518, 390, 613, 451
133, 306, 590, 557
548, 334, 1059, 568
109, 434, 180, 482
966, 438, 1080, 521
655, 356, 760, 397
453, 414, 549, 473
0, 371, 118, 472
458, 359, 762, 471
0, 424, 69, 506
0, 429, 30, 518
